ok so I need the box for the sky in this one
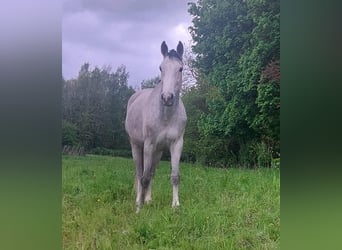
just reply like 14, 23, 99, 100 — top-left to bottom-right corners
62, 0, 194, 87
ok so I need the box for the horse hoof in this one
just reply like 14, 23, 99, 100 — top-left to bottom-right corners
136, 203, 142, 213
172, 201, 180, 208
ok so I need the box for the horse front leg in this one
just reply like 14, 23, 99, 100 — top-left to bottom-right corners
144, 151, 162, 204
170, 137, 183, 208
139, 141, 155, 209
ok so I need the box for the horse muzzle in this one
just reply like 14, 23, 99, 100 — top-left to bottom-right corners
161, 92, 174, 106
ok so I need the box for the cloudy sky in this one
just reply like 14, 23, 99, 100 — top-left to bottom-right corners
62, 0, 194, 87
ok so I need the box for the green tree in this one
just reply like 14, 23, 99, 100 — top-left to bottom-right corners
182, 83, 207, 162
140, 76, 160, 89
253, 60, 280, 154
188, 0, 280, 167
62, 120, 79, 146
62, 64, 134, 151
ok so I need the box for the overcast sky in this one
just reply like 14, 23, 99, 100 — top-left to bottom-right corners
62, 0, 194, 87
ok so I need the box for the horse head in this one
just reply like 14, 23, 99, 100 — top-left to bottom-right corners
159, 41, 184, 106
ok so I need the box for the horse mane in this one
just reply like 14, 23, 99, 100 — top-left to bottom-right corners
168, 49, 182, 61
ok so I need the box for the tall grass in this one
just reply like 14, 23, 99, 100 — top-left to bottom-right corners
63, 155, 280, 249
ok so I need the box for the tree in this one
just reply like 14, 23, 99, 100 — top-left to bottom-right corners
182, 83, 207, 162
62, 120, 79, 146
140, 76, 160, 89
187, 0, 280, 167
182, 43, 198, 91
62, 63, 135, 151
253, 60, 280, 154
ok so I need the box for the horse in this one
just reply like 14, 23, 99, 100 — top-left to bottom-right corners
125, 41, 187, 213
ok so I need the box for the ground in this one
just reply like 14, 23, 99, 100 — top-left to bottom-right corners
63, 155, 280, 249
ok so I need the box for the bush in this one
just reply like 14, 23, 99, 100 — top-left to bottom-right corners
194, 136, 239, 168
255, 142, 273, 168
271, 158, 280, 169
62, 120, 79, 146
239, 142, 257, 168
239, 141, 273, 168
89, 147, 132, 158
89, 147, 112, 156
112, 149, 132, 158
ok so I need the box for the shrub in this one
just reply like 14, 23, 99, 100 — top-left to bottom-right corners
239, 141, 273, 168
254, 142, 273, 168
62, 120, 79, 146
271, 158, 280, 169
89, 147, 132, 158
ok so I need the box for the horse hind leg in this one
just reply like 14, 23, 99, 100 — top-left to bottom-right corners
144, 181, 152, 204
131, 143, 144, 213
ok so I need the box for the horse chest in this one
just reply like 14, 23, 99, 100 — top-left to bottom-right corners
156, 126, 180, 147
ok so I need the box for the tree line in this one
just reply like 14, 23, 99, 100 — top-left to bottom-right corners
62, 0, 279, 167
62, 63, 134, 156
182, 0, 280, 167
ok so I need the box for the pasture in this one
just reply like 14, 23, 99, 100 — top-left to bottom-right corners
62, 155, 279, 249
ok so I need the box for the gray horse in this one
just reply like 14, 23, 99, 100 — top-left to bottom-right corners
125, 41, 187, 212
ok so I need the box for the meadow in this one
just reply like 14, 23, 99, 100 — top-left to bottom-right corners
62, 155, 280, 249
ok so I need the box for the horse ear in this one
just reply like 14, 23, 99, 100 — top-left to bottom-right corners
161, 41, 168, 57
176, 41, 184, 59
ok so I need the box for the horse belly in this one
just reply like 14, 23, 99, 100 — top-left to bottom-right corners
125, 105, 144, 146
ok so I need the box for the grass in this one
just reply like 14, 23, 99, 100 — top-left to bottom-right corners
63, 155, 280, 249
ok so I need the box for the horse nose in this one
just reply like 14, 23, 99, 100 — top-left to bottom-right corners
161, 93, 174, 106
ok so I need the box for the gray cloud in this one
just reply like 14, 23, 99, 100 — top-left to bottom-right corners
63, 0, 194, 86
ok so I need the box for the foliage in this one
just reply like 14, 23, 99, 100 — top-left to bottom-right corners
88, 147, 132, 158
184, 0, 280, 167
62, 120, 79, 146
63, 155, 280, 249
140, 76, 160, 89
62, 64, 135, 152
182, 83, 208, 163
239, 140, 273, 168
253, 60, 280, 154
271, 158, 280, 169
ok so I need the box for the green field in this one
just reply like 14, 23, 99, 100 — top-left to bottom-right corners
62, 155, 280, 249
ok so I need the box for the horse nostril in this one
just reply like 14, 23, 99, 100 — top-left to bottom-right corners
161, 93, 174, 106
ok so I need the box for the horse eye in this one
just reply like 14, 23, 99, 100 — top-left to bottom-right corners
159, 66, 162, 72
179, 67, 183, 72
